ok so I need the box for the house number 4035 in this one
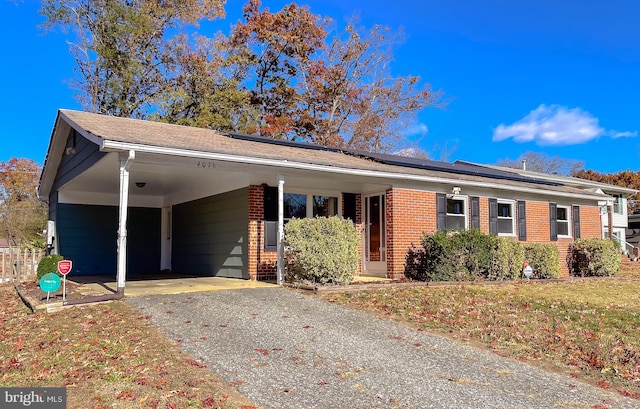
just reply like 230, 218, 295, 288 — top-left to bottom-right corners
196, 161, 215, 169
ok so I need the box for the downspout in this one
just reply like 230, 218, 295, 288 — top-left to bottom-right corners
64, 150, 135, 306
277, 175, 285, 285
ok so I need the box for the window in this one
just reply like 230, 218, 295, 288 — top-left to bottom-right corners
284, 193, 307, 220
313, 196, 338, 217
613, 194, 625, 215
497, 201, 515, 235
446, 197, 467, 230
284, 193, 339, 220
265, 189, 339, 251
556, 206, 570, 236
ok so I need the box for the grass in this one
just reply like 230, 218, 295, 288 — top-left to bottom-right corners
322, 279, 640, 400
0, 283, 258, 409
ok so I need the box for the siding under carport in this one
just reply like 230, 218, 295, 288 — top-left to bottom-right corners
57, 204, 161, 276
171, 188, 249, 278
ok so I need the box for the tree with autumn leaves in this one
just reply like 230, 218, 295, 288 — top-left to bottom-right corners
574, 169, 640, 214
40, 0, 441, 153
0, 158, 47, 248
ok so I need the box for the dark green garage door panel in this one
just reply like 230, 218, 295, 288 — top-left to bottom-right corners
172, 188, 249, 278
57, 204, 161, 276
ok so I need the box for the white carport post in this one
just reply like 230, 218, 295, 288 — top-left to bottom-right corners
116, 150, 135, 293
277, 175, 285, 285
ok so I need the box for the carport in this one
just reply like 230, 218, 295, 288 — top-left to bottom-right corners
38, 110, 394, 297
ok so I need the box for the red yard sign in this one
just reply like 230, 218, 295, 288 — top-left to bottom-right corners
58, 260, 72, 276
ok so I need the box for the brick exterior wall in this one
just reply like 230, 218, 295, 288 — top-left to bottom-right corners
248, 185, 277, 281
247, 185, 603, 281
247, 186, 364, 281
384, 187, 603, 279
386, 189, 437, 279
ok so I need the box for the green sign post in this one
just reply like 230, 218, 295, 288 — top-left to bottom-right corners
39, 273, 61, 302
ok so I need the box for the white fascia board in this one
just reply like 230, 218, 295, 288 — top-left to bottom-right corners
101, 140, 609, 202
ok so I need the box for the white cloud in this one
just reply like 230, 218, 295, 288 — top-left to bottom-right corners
609, 130, 638, 138
404, 122, 429, 137
492, 104, 636, 146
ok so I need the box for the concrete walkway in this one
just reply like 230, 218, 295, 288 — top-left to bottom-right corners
69, 275, 277, 297
126, 287, 640, 409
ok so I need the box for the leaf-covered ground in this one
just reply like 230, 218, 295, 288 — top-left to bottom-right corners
0, 284, 258, 409
322, 279, 640, 400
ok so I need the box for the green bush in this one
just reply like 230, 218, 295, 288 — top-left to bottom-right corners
567, 238, 621, 277
284, 216, 359, 285
416, 229, 496, 281
523, 243, 560, 279
487, 237, 525, 281
37, 254, 64, 280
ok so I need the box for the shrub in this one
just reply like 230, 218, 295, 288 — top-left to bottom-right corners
284, 216, 359, 285
523, 243, 560, 279
488, 238, 525, 281
417, 229, 496, 281
567, 238, 621, 277
404, 244, 428, 281
37, 254, 64, 280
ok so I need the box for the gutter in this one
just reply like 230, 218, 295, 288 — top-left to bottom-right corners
100, 140, 609, 202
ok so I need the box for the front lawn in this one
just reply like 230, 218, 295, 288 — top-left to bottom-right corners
0, 284, 257, 409
322, 279, 640, 399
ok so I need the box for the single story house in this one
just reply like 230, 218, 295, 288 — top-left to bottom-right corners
38, 110, 618, 293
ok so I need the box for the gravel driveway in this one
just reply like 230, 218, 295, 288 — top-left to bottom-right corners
126, 287, 640, 409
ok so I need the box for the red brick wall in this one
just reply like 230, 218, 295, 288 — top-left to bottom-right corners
386, 189, 437, 279
248, 187, 365, 281
384, 188, 603, 279
478, 197, 489, 234
248, 185, 603, 281
248, 185, 277, 281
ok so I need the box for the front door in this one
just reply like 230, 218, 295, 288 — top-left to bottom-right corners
364, 194, 386, 276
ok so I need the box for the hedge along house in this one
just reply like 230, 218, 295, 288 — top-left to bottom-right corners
38, 109, 615, 294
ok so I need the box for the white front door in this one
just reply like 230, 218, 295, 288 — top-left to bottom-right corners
364, 194, 387, 276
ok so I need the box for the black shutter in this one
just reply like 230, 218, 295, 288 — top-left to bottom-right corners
549, 202, 558, 241
343, 193, 357, 222
573, 205, 581, 239
517, 200, 527, 241
436, 193, 447, 231
471, 197, 480, 230
264, 186, 277, 221
488, 198, 498, 235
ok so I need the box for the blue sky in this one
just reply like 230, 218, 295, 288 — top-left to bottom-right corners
1, 0, 639, 173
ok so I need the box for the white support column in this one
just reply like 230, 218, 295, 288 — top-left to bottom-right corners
117, 150, 135, 292
277, 175, 285, 285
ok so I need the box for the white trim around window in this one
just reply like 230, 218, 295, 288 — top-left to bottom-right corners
497, 199, 516, 236
446, 195, 468, 230
556, 205, 571, 237
283, 189, 342, 220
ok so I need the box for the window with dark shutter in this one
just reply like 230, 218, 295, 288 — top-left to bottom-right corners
517, 200, 527, 241
471, 196, 480, 230
436, 193, 446, 231
488, 198, 498, 235
572, 205, 581, 239
549, 202, 558, 241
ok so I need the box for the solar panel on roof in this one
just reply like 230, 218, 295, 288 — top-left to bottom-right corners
224, 131, 562, 186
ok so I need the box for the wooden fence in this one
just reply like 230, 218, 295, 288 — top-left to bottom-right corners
1, 248, 44, 283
